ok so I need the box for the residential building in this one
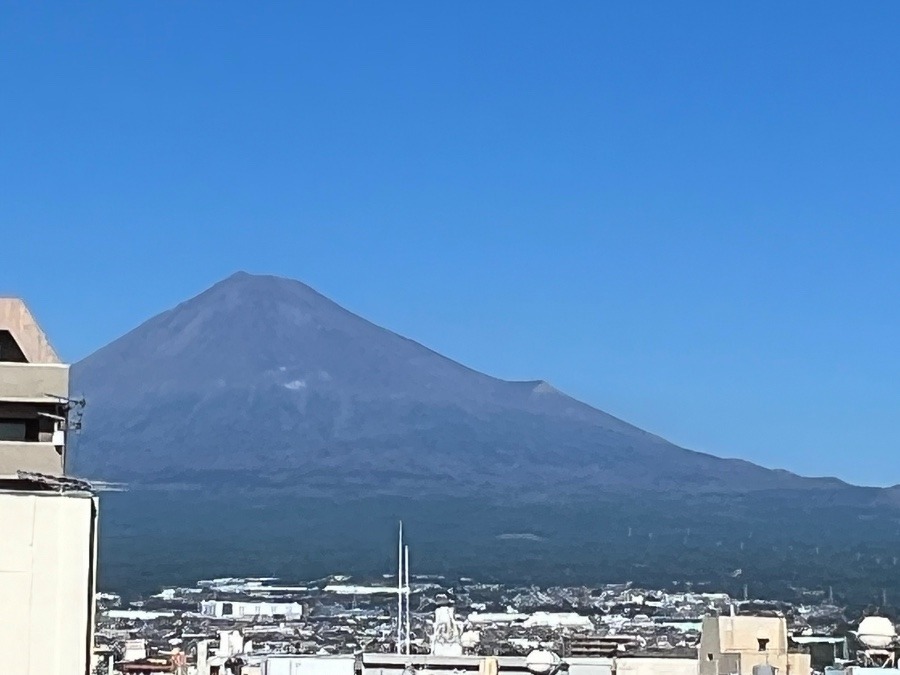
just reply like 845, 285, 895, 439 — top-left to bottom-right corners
0, 298, 98, 675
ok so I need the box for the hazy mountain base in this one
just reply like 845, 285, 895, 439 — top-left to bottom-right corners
98, 483, 900, 610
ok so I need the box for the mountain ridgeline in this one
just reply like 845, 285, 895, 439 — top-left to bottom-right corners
71, 273, 900, 601
75, 272, 843, 494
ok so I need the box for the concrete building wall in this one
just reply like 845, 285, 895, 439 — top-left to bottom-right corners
0, 441, 64, 475
787, 652, 811, 675
264, 655, 356, 675
0, 298, 70, 476
699, 618, 723, 675
715, 616, 788, 653
567, 656, 614, 675
0, 299, 62, 364
0, 490, 98, 675
0, 362, 69, 399
616, 657, 698, 675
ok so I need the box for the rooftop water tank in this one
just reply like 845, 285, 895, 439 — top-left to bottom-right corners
526, 650, 560, 674
857, 616, 896, 649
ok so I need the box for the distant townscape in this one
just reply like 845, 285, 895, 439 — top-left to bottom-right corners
93, 569, 884, 675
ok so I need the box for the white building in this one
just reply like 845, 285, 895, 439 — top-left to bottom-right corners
106, 609, 175, 621
0, 299, 99, 675
200, 600, 304, 619
324, 584, 398, 595
263, 655, 356, 675
523, 612, 595, 631
467, 612, 530, 625
0, 487, 98, 675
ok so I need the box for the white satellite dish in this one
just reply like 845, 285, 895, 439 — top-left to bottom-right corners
856, 616, 896, 650
526, 650, 560, 674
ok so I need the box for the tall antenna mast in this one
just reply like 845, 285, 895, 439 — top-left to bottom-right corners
397, 521, 403, 655
405, 544, 411, 655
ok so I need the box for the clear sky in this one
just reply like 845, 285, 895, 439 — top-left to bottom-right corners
2, 3, 898, 486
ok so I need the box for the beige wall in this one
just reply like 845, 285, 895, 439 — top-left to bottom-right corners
704, 616, 788, 653
786, 652, 811, 675
698, 616, 810, 675
0, 362, 69, 399
616, 657, 698, 675
0, 441, 64, 476
0, 490, 97, 675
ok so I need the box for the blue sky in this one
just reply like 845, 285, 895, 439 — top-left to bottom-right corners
2, 2, 899, 486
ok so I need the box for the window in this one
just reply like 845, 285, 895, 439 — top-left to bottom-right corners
221, 602, 233, 616
0, 422, 27, 442
0, 416, 40, 442
758, 638, 770, 651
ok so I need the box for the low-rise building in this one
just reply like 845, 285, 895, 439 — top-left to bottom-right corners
699, 615, 810, 675
200, 600, 305, 619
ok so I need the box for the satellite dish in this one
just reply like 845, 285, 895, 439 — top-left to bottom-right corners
526, 650, 560, 674
856, 616, 896, 650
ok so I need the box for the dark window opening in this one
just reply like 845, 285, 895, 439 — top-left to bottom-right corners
758, 638, 770, 651
0, 422, 27, 442
0, 418, 42, 442
0, 403, 62, 442
708, 654, 714, 661
0, 331, 28, 363
221, 603, 233, 615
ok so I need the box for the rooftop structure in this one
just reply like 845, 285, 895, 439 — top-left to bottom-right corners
0, 298, 73, 477
698, 615, 811, 675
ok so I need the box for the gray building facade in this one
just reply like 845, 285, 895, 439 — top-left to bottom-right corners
0, 298, 71, 476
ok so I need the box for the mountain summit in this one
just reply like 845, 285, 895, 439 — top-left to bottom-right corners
74, 272, 837, 496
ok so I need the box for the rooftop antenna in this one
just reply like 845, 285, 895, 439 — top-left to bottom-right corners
393, 522, 414, 655
397, 521, 403, 655
405, 544, 411, 655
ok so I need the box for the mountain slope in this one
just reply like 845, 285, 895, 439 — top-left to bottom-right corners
73, 272, 849, 498
73, 272, 900, 602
